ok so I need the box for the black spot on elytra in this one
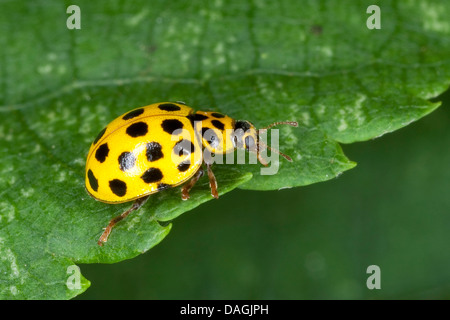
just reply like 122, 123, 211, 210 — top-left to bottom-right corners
158, 103, 181, 112
211, 120, 225, 131
122, 108, 144, 120
192, 114, 209, 121
109, 179, 127, 197
161, 119, 184, 134
177, 161, 191, 172
211, 112, 225, 118
141, 167, 163, 183
187, 113, 209, 126
93, 127, 106, 145
173, 139, 195, 157
146, 142, 163, 162
126, 122, 148, 137
202, 128, 219, 148
95, 143, 109, 163
118, 152, 136, 172
157, 183, 171, 191
87, 169, 98, 192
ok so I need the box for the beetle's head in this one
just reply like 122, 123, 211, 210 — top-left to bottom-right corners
233, 120, 299, 166
233, 120, 258, 152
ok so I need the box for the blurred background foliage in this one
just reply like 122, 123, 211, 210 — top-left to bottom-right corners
79, 90, 450, 299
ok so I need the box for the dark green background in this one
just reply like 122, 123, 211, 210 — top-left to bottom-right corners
78, 90, 450, 300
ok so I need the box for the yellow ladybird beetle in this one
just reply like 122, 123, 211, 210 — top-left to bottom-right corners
85, 102, 298, 245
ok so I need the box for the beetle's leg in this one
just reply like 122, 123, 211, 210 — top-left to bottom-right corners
98, 195, 150, 246
206, 163, 219, 199
181, 168, 204, 200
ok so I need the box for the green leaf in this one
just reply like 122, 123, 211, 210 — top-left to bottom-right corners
0, 0, 449, 299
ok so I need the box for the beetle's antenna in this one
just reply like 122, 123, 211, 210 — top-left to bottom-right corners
256, 120, 297, 164
258, 140, 293, 162
259, 121, 298, 131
